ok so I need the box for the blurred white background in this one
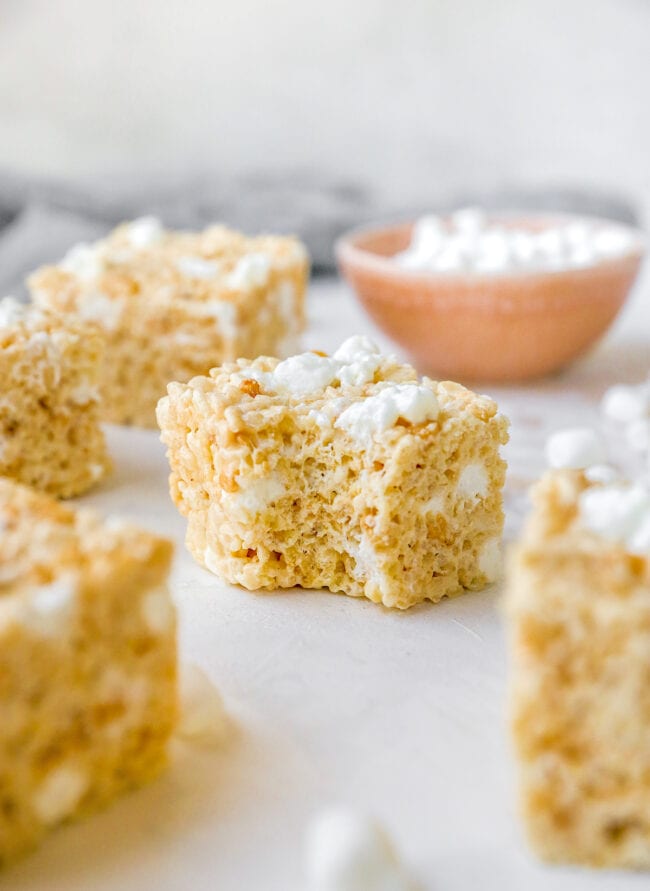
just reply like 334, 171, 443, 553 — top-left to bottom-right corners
0, 0, 647, 215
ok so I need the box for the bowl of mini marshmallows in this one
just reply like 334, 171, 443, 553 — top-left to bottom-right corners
336, 209, 645, 382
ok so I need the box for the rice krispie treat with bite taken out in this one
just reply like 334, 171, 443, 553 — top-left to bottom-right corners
506, 469, 650, 868
29, 218, 309, 427
0, 478, 177, 867
0, 297, 110, 498
157, 336, 509, 610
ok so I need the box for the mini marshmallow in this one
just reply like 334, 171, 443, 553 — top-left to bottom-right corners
0, 296, 28, 328
227, 253, 271, 289
626, 418, 650, 453
305, 808, 415, 891
602, 384, 649, 423
393, 209, 638, 275
175, 256, 220, 280
545, 428, 607, 470
61, 243, 105, 281
334, 385, 439, 443
628, 511, 650, 555
578, 484, 650, 546
126, 216, 164, 249
584, 464, 621, 485
33, 764, 88, 826
451, 206, 485, 235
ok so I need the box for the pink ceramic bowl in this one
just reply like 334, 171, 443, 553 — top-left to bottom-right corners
336, 214, 645, 383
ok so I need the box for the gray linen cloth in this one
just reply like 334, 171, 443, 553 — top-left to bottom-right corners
0, 168, 638, 296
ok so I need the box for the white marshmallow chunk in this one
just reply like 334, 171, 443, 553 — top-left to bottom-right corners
175, 256, 220, 279
584, 464, 621, 484
478, 537, 502, 582
0, 296, 28, 327
393, 209, 639, 274
257, 336, 384, 397
77, 292, 124, 330
61, 243, 105, 280
456, 463, 489, 501
227, 253, 271, 289
545, 427, 607, 470
126, 216, 164, 248
33, 765, 88, 826
305, 808, 415, 891
628, 510, 650, 555
335, 385, 438, 443
578, 484, 650, 546
626, 418, 650, 453
602, 384, 649, 423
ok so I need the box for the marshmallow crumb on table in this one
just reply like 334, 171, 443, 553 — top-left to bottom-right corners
0, 478, 177, 867
601, 379, 650, 484
602, 381, 650, 423
506, 469, 650, 867
29, 219, 309, 427
157, 335, 509, 610
0, 296, 110, 498
394, 208, 641, 275
305, 808, 416, 891
544, 427, 607, 470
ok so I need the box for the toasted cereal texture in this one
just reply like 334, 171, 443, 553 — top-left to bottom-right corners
0, 479, 177, 866
29, 221, 309, 427
0, 298, 110, 498
506, 470, 650, 868
157, 340, 509, 609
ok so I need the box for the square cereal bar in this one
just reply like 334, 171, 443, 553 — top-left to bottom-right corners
0, 297, 110, 498
29, 219, 309, 427
506, 470, 650, 868
157, 336, 509, 610
0, 479, 177, 866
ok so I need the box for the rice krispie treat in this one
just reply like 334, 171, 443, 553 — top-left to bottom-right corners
0, 479, 177, 866
28, 218, 309, 427
0, 297, 110, 498
506, 470, 650, 868
157, 336, 509, 609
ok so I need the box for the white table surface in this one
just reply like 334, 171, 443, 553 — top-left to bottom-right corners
3, 273, 650, 891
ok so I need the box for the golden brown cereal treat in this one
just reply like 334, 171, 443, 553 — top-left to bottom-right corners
506, 470, 650, 868
0, 479, 177, 866
0, 298, 110, 498
29, 219, 309, 427
157, 336, 509, 609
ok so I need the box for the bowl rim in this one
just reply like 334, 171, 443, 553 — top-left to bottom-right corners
335, 210, 646, 283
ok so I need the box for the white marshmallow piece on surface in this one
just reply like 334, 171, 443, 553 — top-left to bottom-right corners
305, 808, 415, 891
177, 663, 230, 747
626, 418, 650, 453
545, 427, 607, 470
602, 384, 649, 423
